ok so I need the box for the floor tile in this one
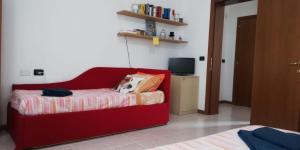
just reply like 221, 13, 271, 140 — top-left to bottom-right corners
110, 143, 144, 150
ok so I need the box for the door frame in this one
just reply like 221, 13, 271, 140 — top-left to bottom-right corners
205, 0, 225, 115
232, 15, 257, 106
0, 0, 2, 128
205, 0, 254, 114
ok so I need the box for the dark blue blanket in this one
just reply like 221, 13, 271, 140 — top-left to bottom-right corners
238, 127, 300, 150
253, 127, 300, 150
238, 130, 286, 150
42, 88, 73, 97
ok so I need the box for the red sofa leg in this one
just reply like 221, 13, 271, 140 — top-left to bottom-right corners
15, 147, 23, 150
15, 145, 25, 150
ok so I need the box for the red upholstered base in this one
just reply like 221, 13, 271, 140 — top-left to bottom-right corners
7, 67, 170, 150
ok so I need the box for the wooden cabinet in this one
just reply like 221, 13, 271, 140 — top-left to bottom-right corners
170, 75, 199, 115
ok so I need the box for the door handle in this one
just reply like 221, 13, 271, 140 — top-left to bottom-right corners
297, 70, 300, 74
289, 62, 300, 65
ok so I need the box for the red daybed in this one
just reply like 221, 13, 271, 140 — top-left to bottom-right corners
7, 67, 170, 150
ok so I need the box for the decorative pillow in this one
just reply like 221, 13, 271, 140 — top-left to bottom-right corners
134, 72, 165, 93
147, 74, 165, 92
115, 75, 145, 94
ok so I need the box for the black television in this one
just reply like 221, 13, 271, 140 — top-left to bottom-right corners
168, 58, 195, 76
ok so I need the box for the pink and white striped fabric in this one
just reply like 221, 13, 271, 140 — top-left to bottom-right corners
11, 88, 164, 115
148, 125, 300, 150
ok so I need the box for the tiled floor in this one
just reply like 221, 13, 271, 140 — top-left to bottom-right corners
0, 104, 250, 150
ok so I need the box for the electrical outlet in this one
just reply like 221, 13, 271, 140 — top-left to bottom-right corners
34, 69, 44, 76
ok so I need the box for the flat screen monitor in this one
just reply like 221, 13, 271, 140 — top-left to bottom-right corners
168, 58, 195, 76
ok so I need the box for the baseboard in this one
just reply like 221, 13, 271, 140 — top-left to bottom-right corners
197, 109, 206, 114
0, 125, 7, 131
219, 100, 233, 104
197, 101, 233, 115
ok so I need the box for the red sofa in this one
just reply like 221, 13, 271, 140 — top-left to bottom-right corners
7, 67, 170, 150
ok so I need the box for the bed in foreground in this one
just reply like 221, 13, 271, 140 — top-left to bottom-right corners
149, 125, 300, 150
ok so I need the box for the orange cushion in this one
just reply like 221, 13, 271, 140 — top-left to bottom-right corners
134, 72, 165, 93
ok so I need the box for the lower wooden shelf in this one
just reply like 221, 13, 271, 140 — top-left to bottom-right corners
117, 32, 188, 44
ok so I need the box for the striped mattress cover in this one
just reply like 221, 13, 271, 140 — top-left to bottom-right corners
11, 88, 164, 115
149, 125, 300, 150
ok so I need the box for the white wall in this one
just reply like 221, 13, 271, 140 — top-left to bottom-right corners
175, 2, 211, 110
1, 0, 211, 124
219, 1, 257, 102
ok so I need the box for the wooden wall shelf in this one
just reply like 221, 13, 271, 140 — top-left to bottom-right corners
118, 32, 188, 44
117, 10, 188, 26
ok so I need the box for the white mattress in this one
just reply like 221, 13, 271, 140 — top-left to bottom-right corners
11, 88, 165, 115
148, 125, 300, 150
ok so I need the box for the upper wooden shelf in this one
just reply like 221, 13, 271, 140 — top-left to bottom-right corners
117, 10, 188, 26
